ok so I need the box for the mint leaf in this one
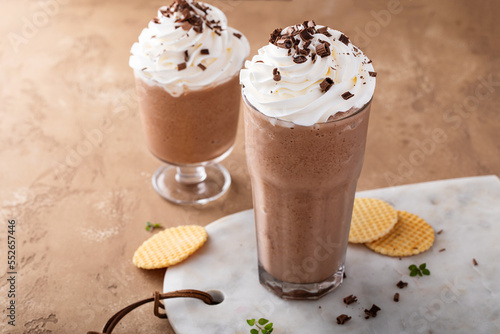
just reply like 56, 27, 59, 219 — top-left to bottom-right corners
422, 269, 430, 275
258, 318, 269, 326
409, 265, 417, 271
265, 323, 273, 330
250, 329, 258, 334
419, 263, 427, 270
247, 319, 255, 326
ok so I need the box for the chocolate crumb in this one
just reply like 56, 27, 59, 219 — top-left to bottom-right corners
364, 304, 381, 318
320, 77, 334, 93
153, 17, 160, 24
233, 32, 242, 39
342, 91, 354, 100
197, 63, 206, 71
256, 60, 264, 63
437, 229, 444, 235
337, 314, 351, 325
293, 55, 308, 64
396, 281, 408, 289
200, 48, 209, 55
184, 50, 189, 62
367, 59, 372, 64
311, 53, 317, 63
343, 294, 358, 305
343, 272, 347, 279
394, 293, 400, 302
339, 33, 350, 45
368, 71, 377, 77
439, 248, 446, 252
141, 67, 147, 71
473, 258, 478, 266
273, 68, 281, 81
177, 62, 187, 71
316, 43, 331, 57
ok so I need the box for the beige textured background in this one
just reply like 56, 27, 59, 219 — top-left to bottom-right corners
0, 0, 499, 333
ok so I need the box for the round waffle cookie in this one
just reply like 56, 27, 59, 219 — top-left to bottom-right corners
365, 210, 435, 257
349, 198, 398, 243
133, 225, 208, 269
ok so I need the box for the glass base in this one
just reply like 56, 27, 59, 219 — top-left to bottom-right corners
258, 263, 344, 300
152, 163, 231, 205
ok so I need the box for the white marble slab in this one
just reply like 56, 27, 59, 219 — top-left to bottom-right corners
163, 175, 500, 333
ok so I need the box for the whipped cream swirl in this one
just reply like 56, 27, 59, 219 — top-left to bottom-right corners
240, 23, 376, 126
130, 0, 250, 97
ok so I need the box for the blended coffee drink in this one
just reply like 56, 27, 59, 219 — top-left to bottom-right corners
240, 22, 376, 299
129, 0, 249, 204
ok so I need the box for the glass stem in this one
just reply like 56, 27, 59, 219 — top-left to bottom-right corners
175, 166, 207, 185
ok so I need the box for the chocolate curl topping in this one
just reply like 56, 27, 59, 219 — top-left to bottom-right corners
161, 0, 219, 35
299, 28, 313, 41
320, 77, 334, 92
269, 28, 283, 44
316, 42, 331, 57
272, 68, 281, 81
339, 33, 350, 45
342, 91, 354, 100
293, 55, 308, 64
317, 26, 331, 37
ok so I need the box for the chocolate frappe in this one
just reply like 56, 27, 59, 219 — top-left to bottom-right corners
240, 22, 376, 298
130, 0, 249, 165
129, 0, 249, 204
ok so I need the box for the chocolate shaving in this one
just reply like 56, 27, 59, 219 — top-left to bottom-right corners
269, 28, 283, 44
153, 17, 161, 24
343, 294, 357, 305
339, 33, 350, 45
233, 32, 242, 39
320, 77, 334, 93
396, 281, 408, 289
197, 63, 206, 71
473, 258, 478, 266
336, 314, 351, 325
200, 49, 209, 55
273, 68, 281, 81
299, 28, 313, 41
439, 248, 446, 252
307, 20, 316, 27
316, 42, 331, 57
317, 26, 331, 37
369, 71, 377, 77
342, 91, 354, 100
394, 293, 400, 302
184, 50, 189, 62
293, 55, 307, 64
437, 229, 443, 235
364, 304, 381, 318
177, 62, 187, 71
141, 67, 147, 71
276, 38, 292, 49
311, 53, 317, 63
